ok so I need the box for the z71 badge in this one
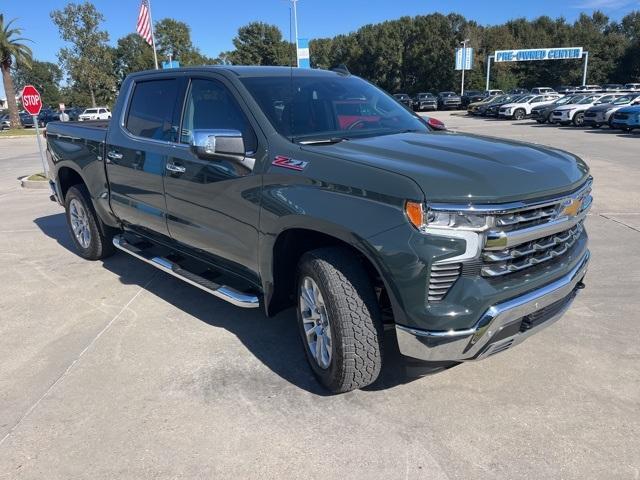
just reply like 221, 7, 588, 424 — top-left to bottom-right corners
272, 155, 309, 171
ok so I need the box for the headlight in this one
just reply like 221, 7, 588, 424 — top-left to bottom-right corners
504, 108, 512, 114
405, 202, 489, 231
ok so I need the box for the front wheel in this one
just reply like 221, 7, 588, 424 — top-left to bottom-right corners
64, 184, 116, 260
296, 248, 383, 393
573, 112, 585, 127
513, 109, 525, 120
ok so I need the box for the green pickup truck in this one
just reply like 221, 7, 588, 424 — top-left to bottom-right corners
45, 66, 592, 393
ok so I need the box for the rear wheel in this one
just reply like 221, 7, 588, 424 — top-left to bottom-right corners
573, 112, 585, 127
64, 185, 116, 260
296, 247, 383, 393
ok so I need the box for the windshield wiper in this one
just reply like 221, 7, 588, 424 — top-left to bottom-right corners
296, 137, 347, 145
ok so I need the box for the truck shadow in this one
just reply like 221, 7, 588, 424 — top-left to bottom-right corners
34, 213, 452, 395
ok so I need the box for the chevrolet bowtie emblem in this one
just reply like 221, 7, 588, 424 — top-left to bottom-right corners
561, 198, 583, 217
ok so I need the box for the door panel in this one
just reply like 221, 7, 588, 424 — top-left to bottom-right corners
164, 77, 262, 279
105, 77, 183, 237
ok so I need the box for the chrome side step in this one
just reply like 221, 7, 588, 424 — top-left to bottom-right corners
112, 235, 260, 309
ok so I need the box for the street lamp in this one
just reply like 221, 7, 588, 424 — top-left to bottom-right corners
291, 0, 299, 67
460, 39, 470, 96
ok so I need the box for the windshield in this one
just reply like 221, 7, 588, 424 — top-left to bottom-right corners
613, 95, 637, 105
517, 95, 535, 103
84, 109, 98, 114
241, 74, 428, 141
577, 95, 599, 104
595, 95, 617, 104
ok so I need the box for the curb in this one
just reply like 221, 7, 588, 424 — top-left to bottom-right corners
19, 175, 49, 190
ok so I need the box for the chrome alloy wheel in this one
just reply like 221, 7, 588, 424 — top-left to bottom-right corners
69, 198, 91, 248
300, 276, 332, 369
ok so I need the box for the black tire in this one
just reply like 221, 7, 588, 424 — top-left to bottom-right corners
513, 109, 525, 120
296, 247, 383, 393
64, 184, 116, 260
536, 118, 546, 124
573, 112, 585, 127
591, 124, 601, 129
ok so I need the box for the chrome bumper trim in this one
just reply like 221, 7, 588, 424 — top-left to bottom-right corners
396, 250, 590, 362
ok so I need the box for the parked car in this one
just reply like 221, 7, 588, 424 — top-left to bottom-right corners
65, 107, 85, 122
624, 83, 640, 91
531, 95, 586, 124
392, 93, 413, 110
437, 91, 462, 110
413, 92, 437, 111
0, 114, 10, 130
508, 88, 528, 94
550, 94, 618, 126
555, 86, 576, 94
583, 93, 640, 128
467, 95, 499, 115
574, 85, 602, 93
45, 66, 592, 393
482, 94, 528, 117
78, 107, 111, 121
530, 87, 556, 94
498, 94, 561, 120
38, 109, 61, 126
610, 105, 640, 131
461, 90, 486, 108
602, 84, 625, 92
19, 111, 44, 128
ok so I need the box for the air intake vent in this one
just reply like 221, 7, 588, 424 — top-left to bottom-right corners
428, 263, 461, 302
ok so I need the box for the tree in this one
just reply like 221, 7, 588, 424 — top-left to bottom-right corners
51, 2, 116, 107
154, 19, 215, 66
14, 60, 62, 106
226, 22, 293, 66
114, 33, 155, 85
0, 14, 32, 129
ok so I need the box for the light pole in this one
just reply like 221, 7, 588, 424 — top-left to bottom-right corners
460, 39, 469, 96
291, 0, 299, 67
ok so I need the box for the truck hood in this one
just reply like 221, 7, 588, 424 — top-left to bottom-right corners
306, 131, 589, 203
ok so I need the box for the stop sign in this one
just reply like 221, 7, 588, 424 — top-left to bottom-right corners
21, 85, 42, 116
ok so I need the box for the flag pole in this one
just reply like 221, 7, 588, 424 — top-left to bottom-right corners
147, 0, 159, 69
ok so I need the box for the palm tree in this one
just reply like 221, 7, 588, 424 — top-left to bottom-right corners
1, 15, 32, 129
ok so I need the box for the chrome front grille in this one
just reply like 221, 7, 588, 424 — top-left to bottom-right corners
428, 263, 461, 302
482, 222, 584, 277
481, 180, 592, 278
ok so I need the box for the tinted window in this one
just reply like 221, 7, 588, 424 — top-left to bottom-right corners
241, 75, 427, 140
126, 79, 178, 141
180, 78, 257, 153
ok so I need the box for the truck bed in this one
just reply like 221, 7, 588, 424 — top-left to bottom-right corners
46, 120, 109, 143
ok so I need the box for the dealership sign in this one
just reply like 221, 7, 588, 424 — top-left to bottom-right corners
495, 47, 583, 62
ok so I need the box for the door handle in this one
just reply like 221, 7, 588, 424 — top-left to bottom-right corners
107, 151, 123, 160
166, 162, 186, 173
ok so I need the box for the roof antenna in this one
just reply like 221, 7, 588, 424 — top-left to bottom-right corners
332, 64, 350, 76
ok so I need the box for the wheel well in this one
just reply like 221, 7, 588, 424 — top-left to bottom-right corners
57, 167, 85, 201
268, 228, 389, 318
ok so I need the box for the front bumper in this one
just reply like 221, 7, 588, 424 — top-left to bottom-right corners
396, 250, 590, 362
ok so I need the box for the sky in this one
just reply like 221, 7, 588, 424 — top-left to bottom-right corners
1, 0, 639, 98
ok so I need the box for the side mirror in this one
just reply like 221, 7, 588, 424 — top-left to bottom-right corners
191, 129, 245, 159
190, 129, 255, 171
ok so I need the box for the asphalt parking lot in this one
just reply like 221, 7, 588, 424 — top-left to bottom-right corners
1, 115, 639, 480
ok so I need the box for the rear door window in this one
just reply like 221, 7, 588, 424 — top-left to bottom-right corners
126, 79, 179, 141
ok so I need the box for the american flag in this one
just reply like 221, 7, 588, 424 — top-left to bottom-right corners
136, 0, 153, 45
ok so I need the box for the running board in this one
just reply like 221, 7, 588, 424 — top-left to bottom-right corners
112, 235, 260, 309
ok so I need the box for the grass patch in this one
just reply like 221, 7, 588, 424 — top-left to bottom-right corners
26, 173, 47, 181
0, 128, 38, 137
